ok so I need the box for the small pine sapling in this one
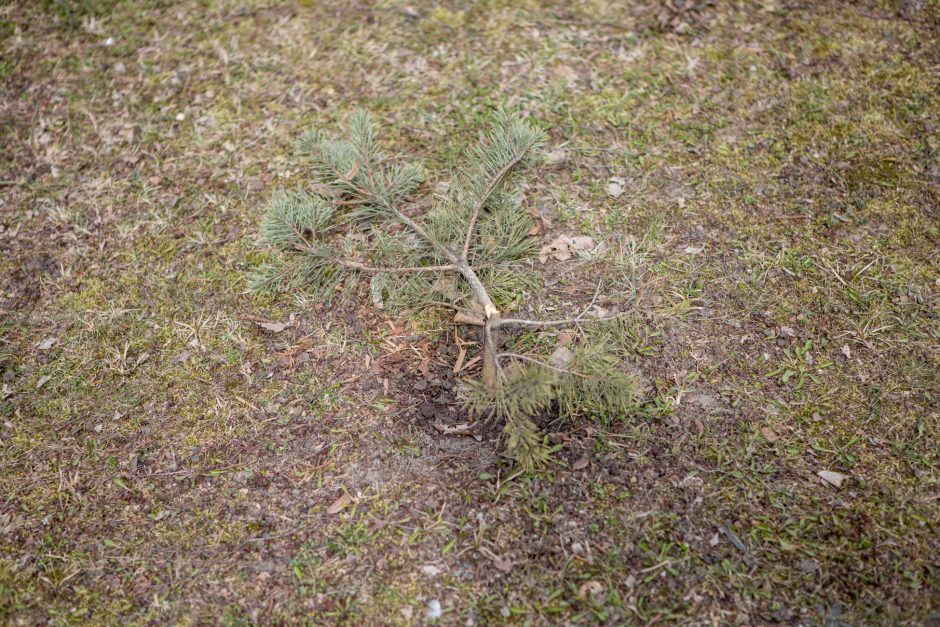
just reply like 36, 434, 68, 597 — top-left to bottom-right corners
251, 110, 642, 468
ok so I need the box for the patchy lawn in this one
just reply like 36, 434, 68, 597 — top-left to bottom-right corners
1, 0, 938, 624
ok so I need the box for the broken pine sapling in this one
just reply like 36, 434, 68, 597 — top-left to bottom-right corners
250, 110, 642, 468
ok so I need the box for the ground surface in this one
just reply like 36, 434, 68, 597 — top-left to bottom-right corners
1, 0, 939, 624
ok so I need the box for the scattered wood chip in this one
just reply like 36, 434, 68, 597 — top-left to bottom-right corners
452, 346, 467, 374
36, 375, 51, 390
453, 311, 484, 327
817, 470, 848, 489
326, 493, 353, 514
460, 355, 481, 373
840, 344, 852, 359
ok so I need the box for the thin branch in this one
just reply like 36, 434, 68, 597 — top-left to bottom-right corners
460, 151, 527, 260
335, 259, 456, 274
496, 277, 608, 330
323, 159, 457, 264
495, 314, 621, 330
377, 195, 457, 263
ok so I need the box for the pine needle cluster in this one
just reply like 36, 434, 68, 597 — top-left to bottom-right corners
250, 110, 644, 469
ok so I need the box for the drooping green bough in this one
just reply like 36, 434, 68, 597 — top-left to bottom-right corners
251, 110, 641, 468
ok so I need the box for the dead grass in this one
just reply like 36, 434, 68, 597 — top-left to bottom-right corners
1, 0, 937, 624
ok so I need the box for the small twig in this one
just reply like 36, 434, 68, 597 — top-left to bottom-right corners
496, 276, 607, 330
334, 259, 456, 274
496, 312, 618, 330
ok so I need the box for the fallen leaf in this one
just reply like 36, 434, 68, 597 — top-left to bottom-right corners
36, 337, 58, 351
841, 344, 851, 359
552, 65, 579, 86
549, 345, 574, 369
545, 146, 568, 165
425, 600, 442, 620
326, 493, 353, 514
36, 375, 51, 390
492, 556, 513, 573
761, 426, 779, 442
417, 357, 431, 377
433, 421, 473, 435
590, 305, 609, 319
538, 234, 598, 263
421, 565, 441, 577
255, 320, 290, 333
432, 275, 460, 300
817, 470, 848, 489
572, 456, 589, 471
578, 580, 605, 599
683, 244, 704, 255
607, 177, 625, 198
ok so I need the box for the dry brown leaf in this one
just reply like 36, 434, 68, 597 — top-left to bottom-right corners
417, 357, 431, 377
607, 177, 625, 198
817, 470, 848, 489
434, 421, 472, 435
492, 556, 513, 573
761, 426, 779, 442
538, 234, 597, 263
36, 337, 58, 351
326, 493, 353, 514
578, 580, 605, 599
255, 320, 289, 333
545, 146, 568, 166
572, 456, 589, 471
549, 345, 574, 369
